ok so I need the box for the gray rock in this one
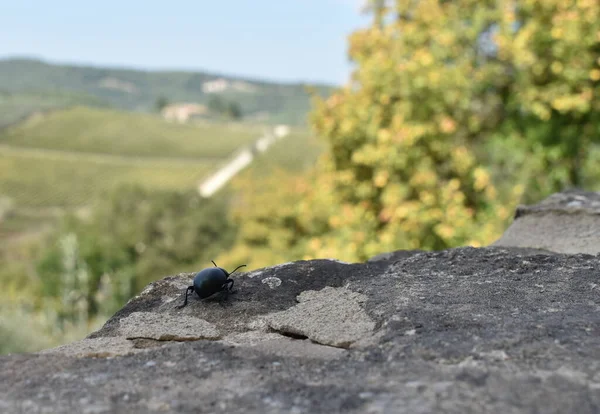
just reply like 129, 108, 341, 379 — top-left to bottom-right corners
38, 337, 140, 358
493, 189, 600, 254
118, 311, 221, 341
263, 286, 376, 348
2, 191, 600, 413
367, 249, 424, 262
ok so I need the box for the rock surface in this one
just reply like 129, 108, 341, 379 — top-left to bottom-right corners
493, 189, 600, 254
1, 191, 600, 413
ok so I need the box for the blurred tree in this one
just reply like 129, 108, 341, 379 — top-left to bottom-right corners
214, 168, 323, 269
208, 96, 242, 120
223, 0, 600, 270
494, 0, 600, 187
155, 96, 169, 112
36, 185, 236, 321
306, 0, 521, 259
308, 0, 600, 257
360, 0, 387, 27
226, 102, 243, 120
207, 96, 226, 114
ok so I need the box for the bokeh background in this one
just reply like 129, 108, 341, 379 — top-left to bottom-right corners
1, 0, 599, 354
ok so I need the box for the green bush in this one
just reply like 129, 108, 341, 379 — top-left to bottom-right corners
36, 185, 237, 322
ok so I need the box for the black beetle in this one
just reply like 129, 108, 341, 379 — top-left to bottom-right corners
177, 260, 246, 308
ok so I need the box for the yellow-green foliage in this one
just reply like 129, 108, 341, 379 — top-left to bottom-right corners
220, 0, 600, 270
494, 0, 600, 186
241, 130, 325, 176
215, 130, 326, 269
308, 0, 516, 258
216, 169, 311, 269
497, 0, 599, 119
0, 294, 105, 354
33, 185, 237, 322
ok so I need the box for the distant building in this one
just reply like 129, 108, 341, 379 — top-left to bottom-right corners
161, 103, 208, 123
202, 78, 257, 94
202, 79, 229, 94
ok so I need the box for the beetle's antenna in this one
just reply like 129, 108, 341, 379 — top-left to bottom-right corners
177, 286, 194, 309
211, 260, 218, 267
228, 264, 247, 275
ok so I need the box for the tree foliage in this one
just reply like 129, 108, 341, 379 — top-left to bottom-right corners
36, 185, 236, 322
219, 0, 600, 269
155, 95, 169, 112
495, 0, 600, 187
208, 96, 243, 120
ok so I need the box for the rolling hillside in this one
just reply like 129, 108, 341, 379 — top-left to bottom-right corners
0, 90, 108, 129
0, 106, 323, 242
0, 58, 334, 126
0, 106, 266, 159
0, 107, 268, 207
0, 60, 330, 355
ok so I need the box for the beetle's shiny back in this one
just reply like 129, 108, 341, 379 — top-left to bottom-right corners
193, 268, 228, 298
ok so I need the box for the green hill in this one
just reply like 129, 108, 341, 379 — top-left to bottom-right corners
0, 105, 323, 210
0, 104, 323, 263
0, 106, 265, 158
0, 151, 215, 208
0, 58, 334, 126
0, 106, 272, 207
0, 90, 107, 129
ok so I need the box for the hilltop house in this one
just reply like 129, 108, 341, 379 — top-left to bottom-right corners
161, 103, 208, 123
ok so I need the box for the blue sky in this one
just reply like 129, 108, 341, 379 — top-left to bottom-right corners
1, 0, 370, 85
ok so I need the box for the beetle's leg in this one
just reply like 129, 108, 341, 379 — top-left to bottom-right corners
177, 286, 194, 309
218, 279, 235, 303
224, 279, 234, 291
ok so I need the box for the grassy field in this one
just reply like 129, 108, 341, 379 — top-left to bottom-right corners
0, 105, 272, 208
0, 152, 214, 207
0, 106, 265, 158
0, 104, 322, 213
246, 129, 325, 175
0, 91, 108, 129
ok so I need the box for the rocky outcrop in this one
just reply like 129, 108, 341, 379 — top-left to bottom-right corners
493, 189, 600, 254
1, 190, 600, 413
